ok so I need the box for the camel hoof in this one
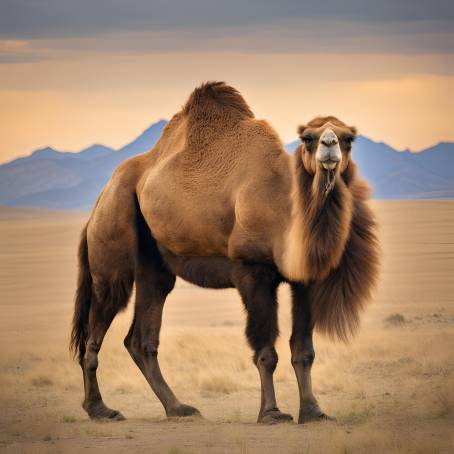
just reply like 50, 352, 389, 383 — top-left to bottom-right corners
105, 410, 126, 421
298, 404, 336, 424
83, 401, 125, 421
258, 408, 293, 425
167, 404, 201, 418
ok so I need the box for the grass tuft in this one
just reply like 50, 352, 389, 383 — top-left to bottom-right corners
200, 375, 238, 395
62, 416, 77, 423
384, 313, 406, 327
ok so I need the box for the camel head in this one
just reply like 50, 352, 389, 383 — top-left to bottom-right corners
297, 116, 357, 192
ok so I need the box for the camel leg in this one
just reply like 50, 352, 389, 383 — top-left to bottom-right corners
290, 283, 335, 424
124, 260, 200, 418
233, 263, 293, 424
81, 279, 131, 420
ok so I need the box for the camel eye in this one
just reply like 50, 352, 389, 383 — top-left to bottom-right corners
343, 135, 354, 144
301, 135, 314, 146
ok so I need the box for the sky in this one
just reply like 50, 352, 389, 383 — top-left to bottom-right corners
1, 0, 454, 162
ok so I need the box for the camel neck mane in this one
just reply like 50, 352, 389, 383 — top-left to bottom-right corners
281, 152, 353, 282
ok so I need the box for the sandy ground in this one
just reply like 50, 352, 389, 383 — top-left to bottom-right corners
0, 201, 453, 453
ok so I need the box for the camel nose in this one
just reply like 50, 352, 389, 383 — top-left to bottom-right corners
320, 130, 338, 147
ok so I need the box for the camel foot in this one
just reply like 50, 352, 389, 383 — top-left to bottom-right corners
258, 408, 293, 425
298, 402, 336, 424
83, 401, 125, 421
167, 404, 201, 418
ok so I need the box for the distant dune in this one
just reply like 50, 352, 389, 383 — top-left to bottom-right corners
1, 120, 453, 210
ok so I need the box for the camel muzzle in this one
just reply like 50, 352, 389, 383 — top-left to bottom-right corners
317, 147, 341, 170
316, 128, 341, 170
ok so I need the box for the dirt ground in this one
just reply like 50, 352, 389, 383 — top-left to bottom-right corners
0, 200, 453, 453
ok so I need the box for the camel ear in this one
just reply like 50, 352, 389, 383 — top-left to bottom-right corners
349, 126, 358, 138
297, 125, 306, 140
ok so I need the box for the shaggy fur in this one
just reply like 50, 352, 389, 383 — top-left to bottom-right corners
283, 152, 353, 283
308, 166, 379, 340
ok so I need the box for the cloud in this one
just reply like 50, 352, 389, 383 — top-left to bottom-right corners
1, 18, 454, 68
1, 1, 453, 65
1, 0, 454, 39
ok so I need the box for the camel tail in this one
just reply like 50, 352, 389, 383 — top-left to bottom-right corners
70, 225, 92, 363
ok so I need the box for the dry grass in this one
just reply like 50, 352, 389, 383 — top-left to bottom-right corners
384, 313, 406, 326
0, 201, 453, 453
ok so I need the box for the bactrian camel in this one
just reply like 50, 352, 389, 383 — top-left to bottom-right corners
70, 81, 379, 424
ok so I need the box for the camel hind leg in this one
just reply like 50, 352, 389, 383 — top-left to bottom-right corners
71, 220, 135, 420
72, 159, 143, 420
81, 275, 133, 420
78, 196, 136, 418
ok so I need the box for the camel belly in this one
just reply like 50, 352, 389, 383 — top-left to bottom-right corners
150, 215, 231, 256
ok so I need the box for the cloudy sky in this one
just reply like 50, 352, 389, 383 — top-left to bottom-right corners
1, 0, 453, 162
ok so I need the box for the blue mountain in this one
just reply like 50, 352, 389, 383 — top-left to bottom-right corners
0, 120, 453, 210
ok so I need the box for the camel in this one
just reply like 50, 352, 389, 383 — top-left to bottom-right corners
70, 81, 379, 424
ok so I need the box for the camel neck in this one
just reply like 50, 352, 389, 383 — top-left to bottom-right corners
279, 153, 353, 282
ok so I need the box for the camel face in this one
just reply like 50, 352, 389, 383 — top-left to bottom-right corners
298, 116, 357, 178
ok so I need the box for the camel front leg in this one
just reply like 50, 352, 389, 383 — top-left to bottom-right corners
233, 263, 293, 424
290, 283, 335, 424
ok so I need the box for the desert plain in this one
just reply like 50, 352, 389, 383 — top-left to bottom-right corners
0, 200, 453, 453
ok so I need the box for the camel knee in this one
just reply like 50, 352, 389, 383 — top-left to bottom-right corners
291, 349, 315, 368
255, 346, 278, 373
125, 332, 159, 359
84, 341, 100, 372
142, 344, 159, 358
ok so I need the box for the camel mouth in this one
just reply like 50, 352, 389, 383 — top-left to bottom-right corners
321, 160, 339, 171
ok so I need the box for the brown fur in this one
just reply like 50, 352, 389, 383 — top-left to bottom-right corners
70, 82, 380, 423
283, 152, 353, 283
183, 80, 254, 120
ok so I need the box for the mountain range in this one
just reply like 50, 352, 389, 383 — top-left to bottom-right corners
0, 119, 453, 210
